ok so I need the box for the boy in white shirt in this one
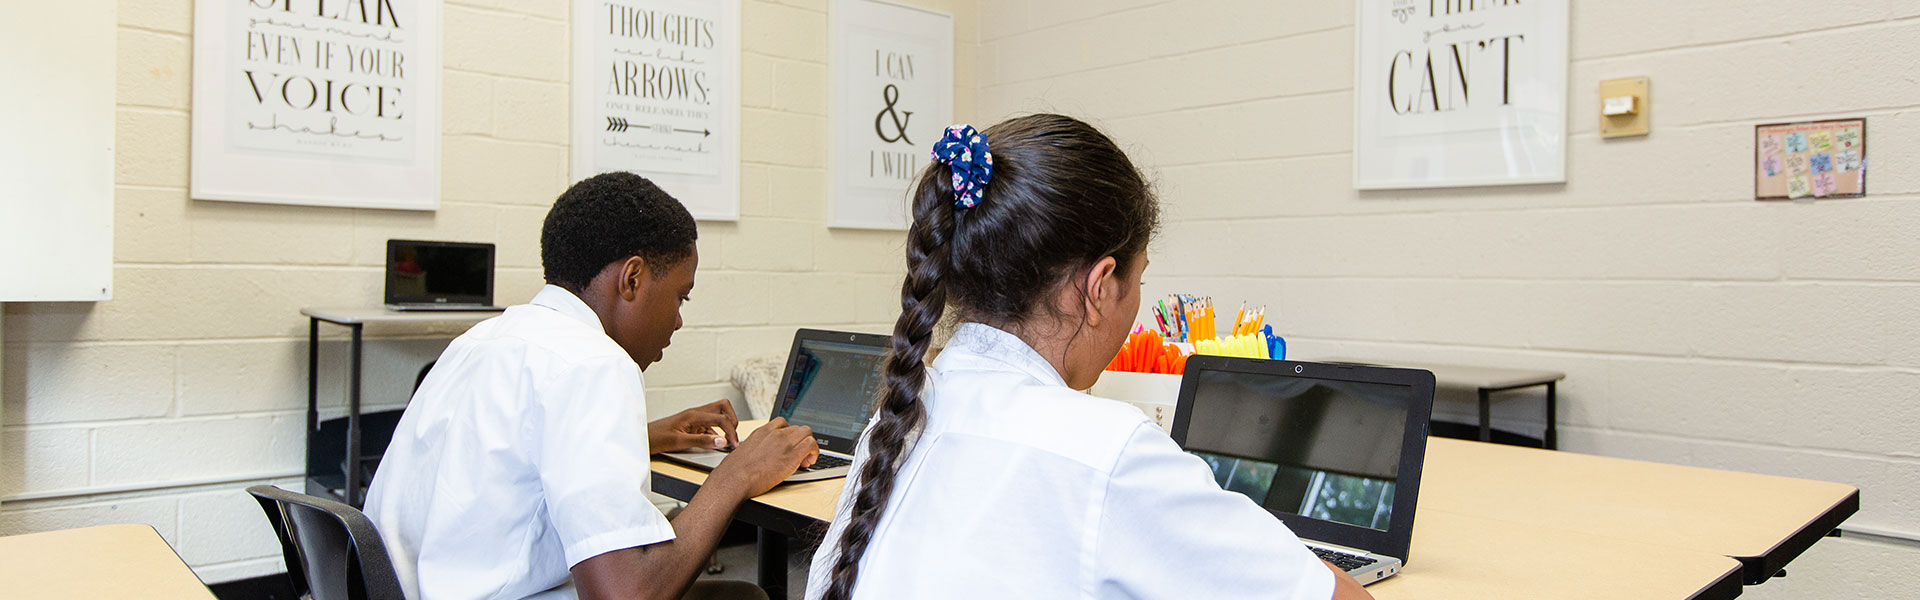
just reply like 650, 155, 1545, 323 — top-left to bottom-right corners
366, 172, 819, 600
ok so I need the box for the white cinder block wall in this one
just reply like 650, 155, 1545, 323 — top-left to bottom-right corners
0, 0, 976, 584
976, 1, 1920, 598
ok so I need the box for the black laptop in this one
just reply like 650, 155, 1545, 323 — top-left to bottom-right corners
384, 240, 504, 311
1172, 356, 1435, 586
661, 328, 891, 483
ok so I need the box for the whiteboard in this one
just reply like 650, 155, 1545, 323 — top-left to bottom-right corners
0, 0, 116, 301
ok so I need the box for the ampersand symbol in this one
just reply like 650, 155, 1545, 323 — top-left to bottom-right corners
873, 84, 914, 144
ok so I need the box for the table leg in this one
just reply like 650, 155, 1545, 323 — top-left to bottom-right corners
1545, 381, 1558, 450
347, 324, 364, 507
757, 528, 789, 599
1478, 388, 1492, 442
307, 318, 319, 444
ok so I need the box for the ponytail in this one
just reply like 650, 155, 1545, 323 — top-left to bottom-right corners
820, 115, 1156, 599
820, 167, 955, 600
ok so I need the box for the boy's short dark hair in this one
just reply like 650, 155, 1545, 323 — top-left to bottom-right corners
541, 172, 698, 291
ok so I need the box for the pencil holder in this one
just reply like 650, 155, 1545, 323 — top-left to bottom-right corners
1087, 370, 1183, 434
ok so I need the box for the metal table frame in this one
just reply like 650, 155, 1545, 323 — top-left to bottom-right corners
1478, 380, 1559, 450
301, 308, 497, 507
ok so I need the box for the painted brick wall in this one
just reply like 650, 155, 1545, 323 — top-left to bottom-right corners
974, 1, 1920, 598
0, 0, 976, 583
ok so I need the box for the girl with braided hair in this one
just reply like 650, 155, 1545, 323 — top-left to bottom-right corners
802, 115, 1372, 600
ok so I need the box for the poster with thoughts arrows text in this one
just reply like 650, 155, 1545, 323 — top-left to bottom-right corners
830, 0, 952, 230
573, 0, 740, 220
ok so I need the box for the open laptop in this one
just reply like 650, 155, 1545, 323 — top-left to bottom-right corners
1171, 356, 1435, 586
661, 329, 890, 483
384, 239, 505, 311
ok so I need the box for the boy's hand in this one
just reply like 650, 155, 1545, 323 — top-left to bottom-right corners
709, 418, 820, 499
647, 399, 740, 454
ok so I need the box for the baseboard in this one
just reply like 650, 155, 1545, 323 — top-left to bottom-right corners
208, 572, 300, 600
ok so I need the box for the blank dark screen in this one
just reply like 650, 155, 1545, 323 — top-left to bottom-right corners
389, 244, 489, 300
1184, 369, 1411, 531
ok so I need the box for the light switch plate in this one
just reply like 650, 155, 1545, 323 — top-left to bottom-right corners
1600, 77, 1650, 138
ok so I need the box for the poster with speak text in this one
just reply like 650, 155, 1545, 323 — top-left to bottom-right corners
191, 0, 443, 209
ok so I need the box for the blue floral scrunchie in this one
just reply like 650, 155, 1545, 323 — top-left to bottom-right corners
931, 124, 993, 209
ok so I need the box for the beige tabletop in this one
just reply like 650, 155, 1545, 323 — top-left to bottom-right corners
652, 422, 1758, 599
1370, 510, 1741, 599
0, 524, 215, 599
653, 454, 845, 521
1421, 437, 1858, 560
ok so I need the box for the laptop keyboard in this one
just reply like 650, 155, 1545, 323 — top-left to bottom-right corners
1309, 546, 1379, 572
804, 454, 852, 471
712, 446, 850, 471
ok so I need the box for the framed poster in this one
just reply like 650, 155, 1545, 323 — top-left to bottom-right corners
1354, 0, 1568, 189
1755, 119, 1866, 200
572, 0, 741, 221
191, 0, 442, 210
829, 0, 953, 230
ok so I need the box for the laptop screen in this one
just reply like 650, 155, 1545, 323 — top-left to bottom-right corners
1182, 368, 1413, 532
776, 338, 887, 445
386, 240, 494, 305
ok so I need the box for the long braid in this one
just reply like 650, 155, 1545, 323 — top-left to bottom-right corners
821, 167, 955, 600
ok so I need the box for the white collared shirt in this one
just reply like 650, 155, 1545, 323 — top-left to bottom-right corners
365, 285, 674, 600
804, 323, 1334, 600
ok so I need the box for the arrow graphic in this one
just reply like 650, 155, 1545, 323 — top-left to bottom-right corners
606, 116, 712, 137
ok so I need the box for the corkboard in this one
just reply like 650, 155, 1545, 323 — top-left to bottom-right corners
1755, 118, 1866, 200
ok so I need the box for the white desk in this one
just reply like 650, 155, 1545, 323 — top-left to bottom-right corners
1327, 357, 1565, 448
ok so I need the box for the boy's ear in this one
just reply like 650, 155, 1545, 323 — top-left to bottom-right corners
618, 256, 650, 301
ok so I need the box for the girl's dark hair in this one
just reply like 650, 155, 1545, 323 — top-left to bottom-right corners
821, 114, 1158, 600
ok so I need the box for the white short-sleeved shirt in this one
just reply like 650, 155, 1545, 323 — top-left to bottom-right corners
804, 323, 1333, 600
365, 285, 675, 600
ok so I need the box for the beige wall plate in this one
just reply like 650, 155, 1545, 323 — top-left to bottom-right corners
1600, 77, 1651, 138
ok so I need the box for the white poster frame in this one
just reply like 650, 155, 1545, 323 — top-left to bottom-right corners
190, 0, 443, 210
1353, 0, 1568, 190
572, 0, 742, 221
828, 0, 953, 231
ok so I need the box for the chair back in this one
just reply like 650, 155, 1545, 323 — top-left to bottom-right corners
247, 485, 405, 600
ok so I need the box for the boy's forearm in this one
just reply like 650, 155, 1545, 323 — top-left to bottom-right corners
574, 480, 751, 600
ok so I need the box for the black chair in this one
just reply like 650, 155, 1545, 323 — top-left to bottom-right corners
248, 485, 406, 600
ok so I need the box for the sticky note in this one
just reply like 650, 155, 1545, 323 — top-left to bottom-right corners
1810, 130, 1834, 152
1840, 150, 1860, 172
1836, 127, 1861, 150
1813, 172, 1837, 197
1786, 132, 1809, 153
1789, 154, 1807, 175
1762, 156, 1782, 177
1810, 153, 1833, 175
1787, 176, 1810, 199
1760, 135, 1783, 156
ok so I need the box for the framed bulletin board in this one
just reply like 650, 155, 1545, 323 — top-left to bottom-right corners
1755, 119, 1866, 200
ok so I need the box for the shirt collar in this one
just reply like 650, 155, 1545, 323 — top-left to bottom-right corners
932, 322, 1070, 388
529, 284, 606, 331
